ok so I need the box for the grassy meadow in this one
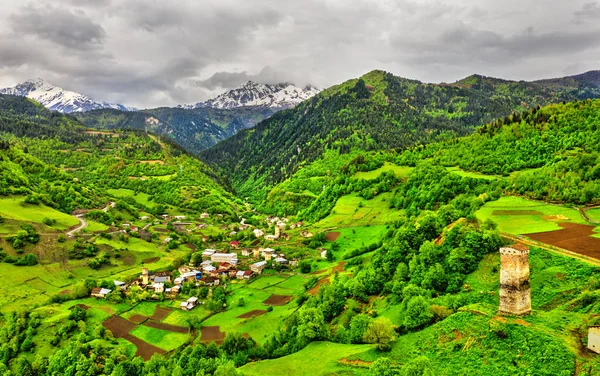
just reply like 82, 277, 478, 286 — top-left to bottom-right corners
353, 162, 413, 180
0, 196, 79, 230
475, 196, 588, 234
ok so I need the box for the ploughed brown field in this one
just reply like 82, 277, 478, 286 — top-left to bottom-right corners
142, 257, 160, 263
129, 314, 148, 324
263, 295, 292, 306
151, 306, 173, 321
123, 334, 166, 360
69, 303, 90, 310
103, 315, 167, 360
325, 231, 341, 241
102, 315, 137, 338
144, 320, 188, 334
200, 326, 226, 343
525, 222, 600, 260
237, 310, 267, 319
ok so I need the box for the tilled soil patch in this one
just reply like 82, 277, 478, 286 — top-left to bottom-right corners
263, 294, 292, 306
200, 326, 226, 343
123, 334, 166, 360
525, 222, 600, 260
129, 314, 149, 324
325, 231, 341, 241
307, 277, 330, 295
237, 310, 268, 319
144, 320, 188, 333
102, 315, 137, 338
142, 257, 160, 263
151, 306, 173, 321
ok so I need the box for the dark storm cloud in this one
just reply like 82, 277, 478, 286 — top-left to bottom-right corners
1, 0, 600, 108
11, 4, 106, 49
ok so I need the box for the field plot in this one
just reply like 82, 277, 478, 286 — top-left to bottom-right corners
130, 325, 189, 351
445, 166, 499, 181
525, 223, 600, 260
107, 188, 156, 208
353, 162, 413, 180
200, 326, 226, 343
240, 341, 373, 376
475, 196, 588, 234
0, 196, 79, 230
263, 294, 292, 306
316, 192, 403, 229
586, 208, 600, 222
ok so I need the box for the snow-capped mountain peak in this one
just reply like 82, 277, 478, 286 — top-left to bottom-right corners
190, 81, 319, 109
0, 78, 135, 113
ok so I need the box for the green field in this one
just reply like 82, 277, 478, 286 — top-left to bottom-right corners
475, 196, 588, 234
85, 220, 110, 232
353, 162, 413, 180
129, 325, 189, 351
0, 196, 79, 230
333, 226, 387, 255
586, 208, 600, 222
107, 188, 156, 208
240, 342, 373, 375
316, 192, 403, 229
445, 166, 499, 180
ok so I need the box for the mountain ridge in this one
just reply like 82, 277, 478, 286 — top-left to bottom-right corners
185, 81, 319, 109
0, 78, 135, 113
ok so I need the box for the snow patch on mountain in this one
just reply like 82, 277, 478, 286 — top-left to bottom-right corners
186, 81, 319, 109
0, 78, 135, 113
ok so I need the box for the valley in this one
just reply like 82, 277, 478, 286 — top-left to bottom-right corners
2, 71, 600, 376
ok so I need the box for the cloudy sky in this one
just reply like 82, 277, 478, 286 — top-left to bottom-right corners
0, 0, 599, 108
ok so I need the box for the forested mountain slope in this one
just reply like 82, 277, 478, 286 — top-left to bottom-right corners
0, 94, 241, 215
75, 105, 276, 154
397, 98, 600, 205
200, 70, 600, 201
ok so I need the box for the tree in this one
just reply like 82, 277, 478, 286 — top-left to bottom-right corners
369, 357, 398, 376
403, 296, 433, 330
349, 314, 371, 343
364, 318, 397, 351
297, 308, 328, 343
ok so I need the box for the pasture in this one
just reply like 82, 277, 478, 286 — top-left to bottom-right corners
445, 166, 499, 181
107, 188, 156, 208
0, 196, 79, 230
475, 196, 588, 234
240, 342, 373, 376
353, 162, 413, 180
316, 192, 403, 229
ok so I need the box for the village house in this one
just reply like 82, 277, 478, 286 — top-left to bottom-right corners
181, 296, 199, 311
290, 259, 299, 267
114, 280, 127, 290
140, 215, 150, 220
197, 223, 207, 229
274, 257, 288, 265
164, 237, 173, 244
265, 234, 277, 241
200, 212, 210, 219
300, 231, 314, 238
261, 248, 276, 257
122, 223, 131, 228
154, 271, 172, 282
211, 252, 238, 264
241, 248, 252, 257
203, 264, 216, 273
321, 249, 328, 259
152, 282, 165, 293
173, 215, 186, 220
91, 287, 112, 299
219, 262, 233, 270
253, 229, 264, 238
202, 249, 217, 259
130, 226, 139, 232
276, 221, 286, 228
229, 240, 240, 249
588, 326, 600, 354
236, 270, 254, 280
200, 276, 220, 287
171, 285, 181, 294
228, 269, 238, 278
251, 261, 267, 274
154, 276, 169, 284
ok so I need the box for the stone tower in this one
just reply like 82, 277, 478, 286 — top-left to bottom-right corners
499, 245, 531, 315
142, 268, 149, 285
275, 225, 281, 238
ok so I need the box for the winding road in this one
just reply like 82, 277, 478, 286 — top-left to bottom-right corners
67, 202, 115, 238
